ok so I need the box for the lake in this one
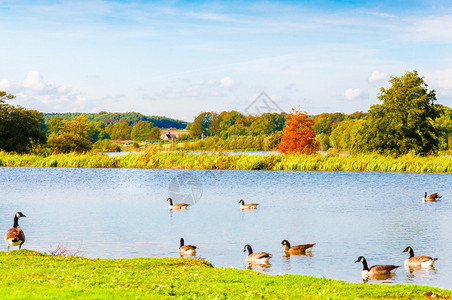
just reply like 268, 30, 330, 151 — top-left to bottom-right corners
1, 167, 451, 289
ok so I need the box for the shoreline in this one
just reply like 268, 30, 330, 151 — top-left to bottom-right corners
1, 250, 450, 299
1, 151, 452, 173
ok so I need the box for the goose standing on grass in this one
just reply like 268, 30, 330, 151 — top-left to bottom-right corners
4, 212, 26, 251
281, 240, 315, 255
179, 238, 197, 256
355, 256, 399, 279
422, 192, 441, 202
167, 198, 189, 210
403, 246, 437, 268
238, 200, 258, 210
243, 244, 272, 264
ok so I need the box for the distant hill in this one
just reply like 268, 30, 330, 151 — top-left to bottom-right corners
43, 112, 188, 129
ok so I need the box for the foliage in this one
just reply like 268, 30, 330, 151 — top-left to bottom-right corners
433, 105, 452, 150
329, 119, 363, 152
356, 71, 443, 156
105, 122, 132, 140
43, 112, 188, 129
93, 139, 120, 152
1, 251, 450, 299
88, 121, 109, 143
190, 111, 286, 140
278, 108, 318, 154
0, 91, 46, 153
47, 115, 92, 153
130, 121, 160, 141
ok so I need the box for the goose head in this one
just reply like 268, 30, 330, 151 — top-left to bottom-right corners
15, 212, 26, 219
238, 200, 245, 205
243, 244, 253, 255
281, 240, 290, 247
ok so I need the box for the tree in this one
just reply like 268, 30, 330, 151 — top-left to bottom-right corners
355, 70, 443, 156
105, 122, 132, 140
0, 91, 46, 152
131, 121, 158, 141
278, 108, 318, 154
47, 115, 92, 153
330, 119, 363, 152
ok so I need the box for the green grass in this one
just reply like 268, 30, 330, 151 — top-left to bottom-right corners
0, 251, 450, 299
1, 150, 452, 173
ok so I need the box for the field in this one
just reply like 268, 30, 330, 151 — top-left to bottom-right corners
0, 250, 450, 299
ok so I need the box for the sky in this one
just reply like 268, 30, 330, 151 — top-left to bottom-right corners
1, 0, 452, 122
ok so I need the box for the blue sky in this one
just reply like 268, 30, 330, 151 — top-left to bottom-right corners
1, 0, 452, 121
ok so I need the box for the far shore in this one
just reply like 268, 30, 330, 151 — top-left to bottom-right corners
1, 150, 451, 173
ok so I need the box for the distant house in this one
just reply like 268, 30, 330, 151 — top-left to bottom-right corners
161, 131, 177, 141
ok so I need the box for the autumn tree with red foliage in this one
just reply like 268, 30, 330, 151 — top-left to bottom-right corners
278, 108, 318, 154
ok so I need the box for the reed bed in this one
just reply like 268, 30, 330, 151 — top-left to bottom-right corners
1, 151, 451, 173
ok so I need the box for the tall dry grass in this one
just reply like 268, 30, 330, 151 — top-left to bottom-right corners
1, 150, 451, 173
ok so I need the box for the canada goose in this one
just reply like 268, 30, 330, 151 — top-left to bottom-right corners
403, 246, 437, 268
4, 212, 26, 251
422, 192, 441, 202
167, 198, 189, 210
179, 238, 197, 255
281, 240, 315, 254
355, 256, 399, 278
238, 200, 258, 210
243, 244, 272, 264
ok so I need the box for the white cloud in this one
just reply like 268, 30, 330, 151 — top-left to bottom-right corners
368, 71, 388, 83
1, 71, 87, 112
220, 76, 235, 88
345, 88, 364, 100
407, 15, 452, 42
425, 69, 452, 97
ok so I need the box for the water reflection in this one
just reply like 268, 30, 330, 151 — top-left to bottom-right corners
404, 266, 437, 283
246, 262, 272, 272
362, 273, 398, 283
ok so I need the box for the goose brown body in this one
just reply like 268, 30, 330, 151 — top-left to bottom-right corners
168, 198, 189, 210
422, 192, 441, 202
238, 200, 258, 210
4, 212, 26, 251
355, 256, 399, 278
179, 238, 197, 255
243, 244, 271, 264
403, 246, 437, 268
281, 240, 315, 254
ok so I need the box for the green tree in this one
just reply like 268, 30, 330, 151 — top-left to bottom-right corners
47, 115, 92, 153
355, 71, 443, 156
330, 119, 363, 152
105, 122, 132, 140
131, 121, 158, 141
47, 117, 63, 136
88, 121, 109, 143
0, 91, 46, 152
190, 112, 217, 139
433, 105, 452, 150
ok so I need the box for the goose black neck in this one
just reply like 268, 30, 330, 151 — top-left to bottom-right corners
246, 245, 253, 255
13, 215, 19, 228
180, 238, 184, 247
285, 241, 291, 249
361, 259, 369, 271
168, 198, 173, 205
408, 248, 414, 258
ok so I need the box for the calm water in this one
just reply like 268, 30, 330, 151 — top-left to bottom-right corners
1, 167, 451, 289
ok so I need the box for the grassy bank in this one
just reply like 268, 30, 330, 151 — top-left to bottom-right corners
0, 251, 450, 299
1, 150, 452, 172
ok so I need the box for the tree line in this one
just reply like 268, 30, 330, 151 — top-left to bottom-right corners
1, 70, 451, 155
